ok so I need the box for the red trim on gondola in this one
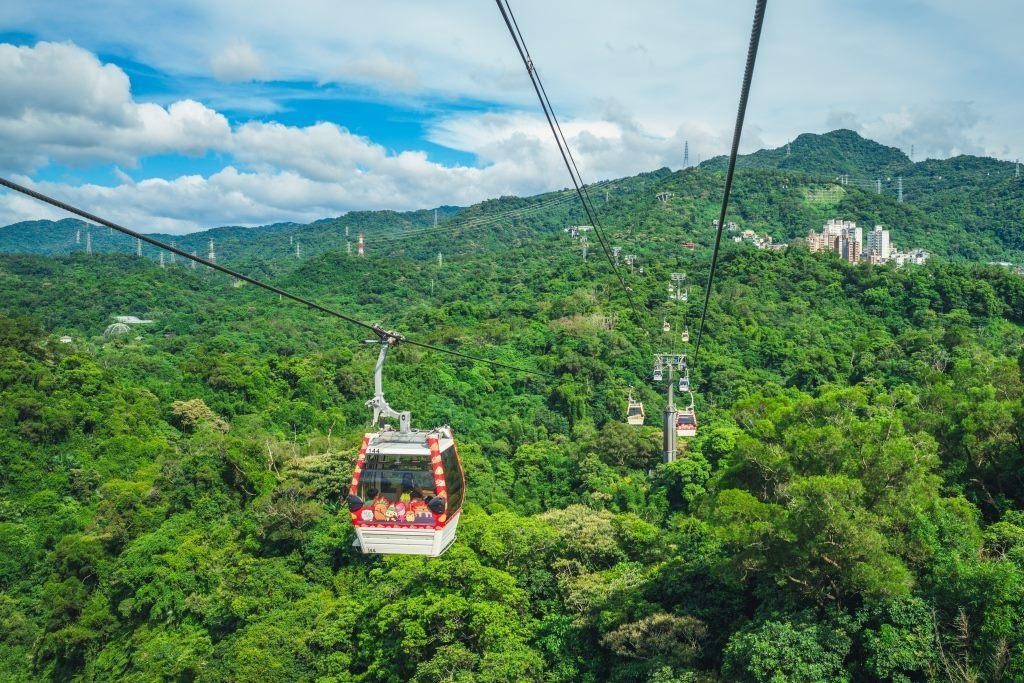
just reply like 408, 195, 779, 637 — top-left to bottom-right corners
348, 434, 371, 496
428, 435, 445, 493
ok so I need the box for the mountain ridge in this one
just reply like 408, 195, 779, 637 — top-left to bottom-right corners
1, 130, 1021, 264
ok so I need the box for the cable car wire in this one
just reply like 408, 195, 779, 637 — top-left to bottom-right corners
692, 0, 767, 365
0, 176, 552, 378
495, 0, 646, 328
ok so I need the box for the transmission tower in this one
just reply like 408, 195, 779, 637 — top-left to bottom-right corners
897, 177, 904, 204
190, 251, 197, 269
580, 235, 588, 261
434, 209, 438, 229
345, 225, 350, 237
295, 241, 301, 259
876, 179, 881, 195
357, 233, 365, 257
169, 242, 176, 264
612, 245, 621, 266
159, 252, 165, 268
208, 239, 216, 263
437, 252, 443, 266
85, 232, 92, 254
670, 273, 686, 300
347, 241, 352, 256
135, 237, 141, 256
75, 229, 81, 244
683, 140, 690, 167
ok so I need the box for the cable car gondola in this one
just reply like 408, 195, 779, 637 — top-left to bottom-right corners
346, 334, 465, 556
681, 327, 690, 343
662, 319, 671, 333
626, 389, 645, 426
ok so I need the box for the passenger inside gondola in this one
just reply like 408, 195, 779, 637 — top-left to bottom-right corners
349, 455, 442, 524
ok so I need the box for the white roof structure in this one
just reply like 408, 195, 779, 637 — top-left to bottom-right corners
114, 315, 154, 324
103, 322, 131, 338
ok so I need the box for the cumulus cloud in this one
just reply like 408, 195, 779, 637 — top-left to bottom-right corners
0, 40, 739, 234
0, 41, 229, 171
1, 0, 1022, 163
828, 101, 987, 159
428, 109, 748, 182
872, 102, 985, 158
0, 104, 748, 234
0, 3, 1016, 238
209, 41, 268, 82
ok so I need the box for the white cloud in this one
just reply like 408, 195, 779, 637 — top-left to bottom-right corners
0, 106, 746, 234
826, 102, 987, 159
330, 54, 418, 90
3, 0, 1020, 160
428, 109, 750, 184
0, 40, 130, 122
0, 0, 1021, 234
0, 41, 230, 171
0, 39, 724, 233
210, 41, 268, 82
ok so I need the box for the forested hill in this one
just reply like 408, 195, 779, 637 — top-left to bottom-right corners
701, 129, 1024, 257
703, 128, 913, 177
3, 162, 1024, 680
2, 124, 1024, 680
2, 129, 1023, 265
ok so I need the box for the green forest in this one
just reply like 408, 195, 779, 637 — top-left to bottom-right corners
2, 130, 1024, 681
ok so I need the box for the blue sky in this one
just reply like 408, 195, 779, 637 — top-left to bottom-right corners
0, 0, 1020, 233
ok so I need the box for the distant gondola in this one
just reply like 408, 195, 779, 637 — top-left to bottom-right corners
626, 389, 645, 425
676, 408, 697, 437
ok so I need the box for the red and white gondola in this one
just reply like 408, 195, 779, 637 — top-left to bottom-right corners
344, 333, 465, 557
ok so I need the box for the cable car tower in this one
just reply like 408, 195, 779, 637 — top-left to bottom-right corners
652, 353, 697, 462
345, 328, 465, 556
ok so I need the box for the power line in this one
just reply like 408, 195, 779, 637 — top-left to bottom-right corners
371, 183, 606, 245
0, 176, 551, 378
358, 178, 626, 251
693, 0, 768, 365
495, 0, 646, 328
362, 177, 617, 243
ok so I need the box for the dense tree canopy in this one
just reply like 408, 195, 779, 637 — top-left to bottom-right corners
1, 133, 1023, 680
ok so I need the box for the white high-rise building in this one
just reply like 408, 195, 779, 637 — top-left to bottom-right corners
808, 219, 860, 262
866, 225, 891, 262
